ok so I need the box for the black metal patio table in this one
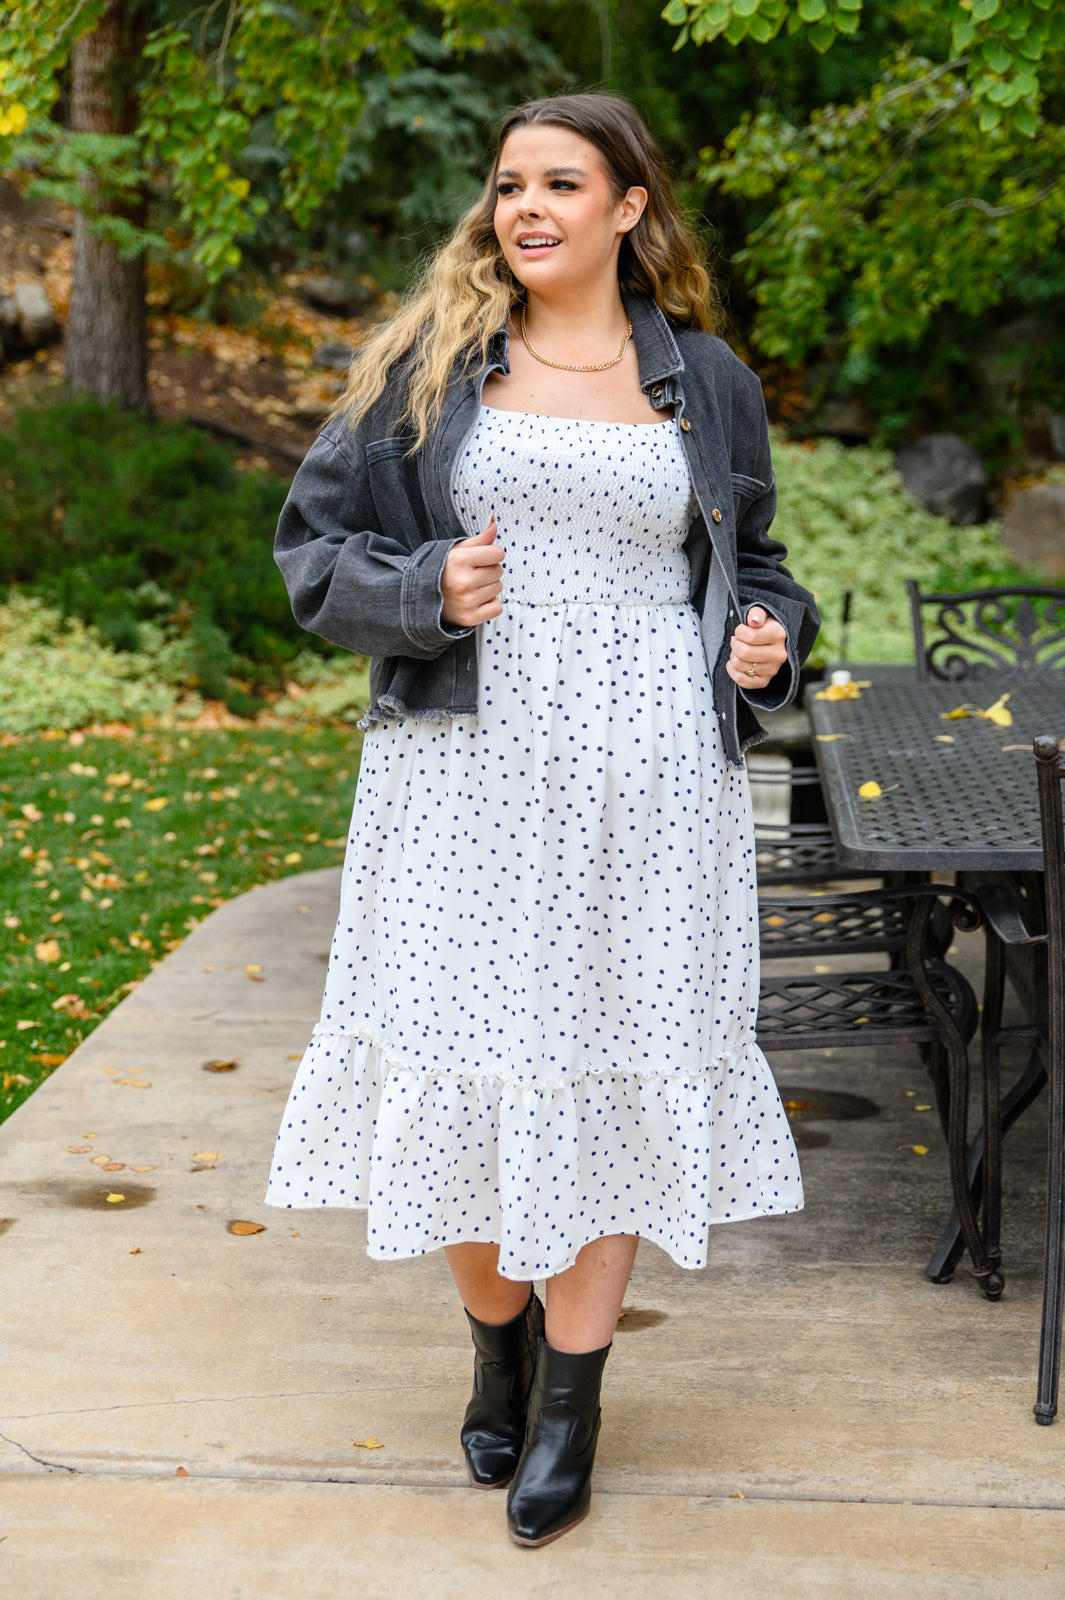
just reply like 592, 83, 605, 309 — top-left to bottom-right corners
806, 671, 1063, 1290
807, 672, 1061, 873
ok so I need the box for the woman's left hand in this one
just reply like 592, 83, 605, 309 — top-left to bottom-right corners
727, 605, 788, 690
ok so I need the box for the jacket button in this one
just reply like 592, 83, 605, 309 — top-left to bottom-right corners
650, 384, 664, 400
680, 417, 691, 432
711, 507, 723, 523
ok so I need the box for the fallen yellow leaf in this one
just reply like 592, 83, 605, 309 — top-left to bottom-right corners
934, 735, 955, 743
15, 1020, 39, 1031
982, 691, 1012, 727
914, 1104, 933, 1112
52, 992, 92, 1018
228, 1220, 266, 1235
814, 680, 872, 701
942, 692, 1013, 727
143, 797, 169, 811
244, 963, 263, 974
814, 733, 852, 742
90, 1154, 112, 1165
858, 782, 881, 798
192, 1151, 222, 1162
352, 1437, 384, 1450
106, 771, 132, 787
35, 939, 61, 962
116, 1078, 152, 1089
105, 1192, 126, 1203
130, 1165, 155, 1173
283, 851, 302, 865
902, 1145, 929, 1156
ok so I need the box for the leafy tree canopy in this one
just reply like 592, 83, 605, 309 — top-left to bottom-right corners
0, 0, 509, 279
665, 0, 1065, 379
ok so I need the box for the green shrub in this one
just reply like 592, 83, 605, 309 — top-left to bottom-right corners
772, 435, 1038, 665
272, 650, 372, 726
0, 593, 373, 734
0, 396, 301, 688
0, 593, 177, 733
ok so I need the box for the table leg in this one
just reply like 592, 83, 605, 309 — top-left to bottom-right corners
925, 1046, 1046, 1283
907, 898, 1005, 1299
981, 926, 1006, 1279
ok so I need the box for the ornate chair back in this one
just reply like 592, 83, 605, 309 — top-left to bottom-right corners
907, 581, 1065, 684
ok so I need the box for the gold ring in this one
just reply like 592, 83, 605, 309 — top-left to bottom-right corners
747, 663, 757, 678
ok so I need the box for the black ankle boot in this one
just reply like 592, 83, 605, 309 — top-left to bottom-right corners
506, 1337, 611, 1547
461, 1290, 545, 1489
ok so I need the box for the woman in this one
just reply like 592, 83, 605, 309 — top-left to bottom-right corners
266, 91, 819, 1547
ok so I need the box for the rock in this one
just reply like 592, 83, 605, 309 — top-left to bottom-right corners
1001, 485, 1065, 580
1050, 416, 1065, 459
970, 315, 1046, 408
297, 275, 375, 317
0, 294, 19, 361
13, 281, 59, 349
894, 433, 988, 525
811, 398, 875, 441
312, 342, 354, 372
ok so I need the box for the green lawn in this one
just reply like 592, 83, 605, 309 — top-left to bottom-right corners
0, 722, 361, 1124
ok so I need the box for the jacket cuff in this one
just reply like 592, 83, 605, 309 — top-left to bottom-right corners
400, 538, 473, 653
738, 598, 802, 714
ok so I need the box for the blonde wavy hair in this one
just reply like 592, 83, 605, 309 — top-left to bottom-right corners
333, 92, 720, 448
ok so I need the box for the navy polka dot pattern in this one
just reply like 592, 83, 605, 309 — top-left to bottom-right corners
265, 411, 804, 1278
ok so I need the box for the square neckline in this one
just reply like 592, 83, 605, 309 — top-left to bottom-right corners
481, 406, 676, 428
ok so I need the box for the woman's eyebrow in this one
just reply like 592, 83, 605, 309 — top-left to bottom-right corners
496, 166, 588, 181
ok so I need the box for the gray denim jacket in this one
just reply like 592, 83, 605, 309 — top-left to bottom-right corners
274, 292, 820, 768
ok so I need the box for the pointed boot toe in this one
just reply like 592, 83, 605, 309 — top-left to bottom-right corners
506, 1339, 610, 1546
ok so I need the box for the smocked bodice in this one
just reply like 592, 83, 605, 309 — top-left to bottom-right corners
450, 410, 696, 606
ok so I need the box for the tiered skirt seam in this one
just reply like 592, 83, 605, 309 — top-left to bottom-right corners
308, 1018, 758, 1092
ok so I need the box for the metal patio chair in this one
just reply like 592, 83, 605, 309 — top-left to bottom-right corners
756, 878, 998, 1294
752, 759, 871, 887
973, 736, 1065, 1422
907, 581, 1065, 685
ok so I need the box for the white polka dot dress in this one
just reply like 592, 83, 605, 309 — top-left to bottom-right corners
266, 411, 803, 1278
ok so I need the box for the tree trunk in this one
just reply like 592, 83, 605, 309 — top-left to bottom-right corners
65, 0, 149, 410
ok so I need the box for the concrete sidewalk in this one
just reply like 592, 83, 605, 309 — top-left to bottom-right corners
1, 869, 1062, 1598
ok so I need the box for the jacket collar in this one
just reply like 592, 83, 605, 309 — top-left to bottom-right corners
623, 290, 685, 390
483, 292, 684, 390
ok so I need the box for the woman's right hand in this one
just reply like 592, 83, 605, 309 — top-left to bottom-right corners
441, 514, 504, 627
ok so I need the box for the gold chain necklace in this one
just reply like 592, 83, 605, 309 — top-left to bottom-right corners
520, 305, 633, 373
